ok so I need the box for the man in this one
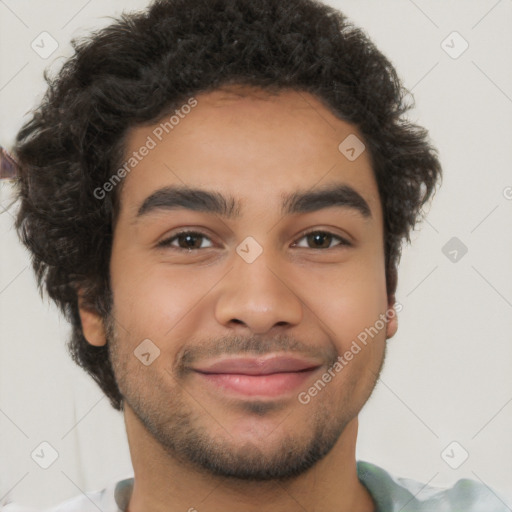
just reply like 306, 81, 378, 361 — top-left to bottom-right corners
3, 0, 508, 510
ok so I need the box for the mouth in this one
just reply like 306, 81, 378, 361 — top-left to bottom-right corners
192, 355, 322, 398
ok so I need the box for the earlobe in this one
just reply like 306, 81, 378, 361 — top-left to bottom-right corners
78, 297, 107, 347
385, 296, 399, 340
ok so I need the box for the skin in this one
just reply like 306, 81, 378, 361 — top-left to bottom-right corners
79, 85, 398, 512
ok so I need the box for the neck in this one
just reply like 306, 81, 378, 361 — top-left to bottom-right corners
124, 405, 375, 512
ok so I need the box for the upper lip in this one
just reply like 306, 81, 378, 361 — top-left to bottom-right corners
193, 355, 322, 375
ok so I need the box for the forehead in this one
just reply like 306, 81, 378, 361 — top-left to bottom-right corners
118, 86, 381, 222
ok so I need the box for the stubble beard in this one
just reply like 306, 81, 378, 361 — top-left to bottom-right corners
106, 315, 386, 482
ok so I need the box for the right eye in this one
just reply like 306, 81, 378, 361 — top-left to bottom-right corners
157, 230, 215, 251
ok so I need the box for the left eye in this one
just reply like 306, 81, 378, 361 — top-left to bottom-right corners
293, 231, 351, 249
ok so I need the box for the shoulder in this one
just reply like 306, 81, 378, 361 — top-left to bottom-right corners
1, 492, 102, 512
0, 475, 134, 512
357, 460, 511, 512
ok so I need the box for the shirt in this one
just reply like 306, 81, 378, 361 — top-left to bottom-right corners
1, 460, 510, 511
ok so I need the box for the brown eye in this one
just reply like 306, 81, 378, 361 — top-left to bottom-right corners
294, 231, 351, 249
158, 231, 213, 250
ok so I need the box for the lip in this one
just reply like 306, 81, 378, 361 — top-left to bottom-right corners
192, 355, 322, 398
194, 355, 321, 375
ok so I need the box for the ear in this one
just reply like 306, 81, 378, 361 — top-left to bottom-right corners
78, 295, 107, 347
385, 264, 399, 340
385, 294, 398, 340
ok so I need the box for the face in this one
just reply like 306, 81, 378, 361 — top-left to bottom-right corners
83, 86, 397, 480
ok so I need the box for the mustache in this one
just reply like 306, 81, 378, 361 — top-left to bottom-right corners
175, 333, 338, 374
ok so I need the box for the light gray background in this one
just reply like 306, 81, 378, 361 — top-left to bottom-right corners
1, 0, 511, 507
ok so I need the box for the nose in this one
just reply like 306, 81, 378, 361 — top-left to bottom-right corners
214, 247, 303, 334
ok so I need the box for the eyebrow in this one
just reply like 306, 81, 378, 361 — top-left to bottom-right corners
136, 183, 372, 219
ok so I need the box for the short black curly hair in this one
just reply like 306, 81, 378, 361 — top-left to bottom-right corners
14, 0, 441, 411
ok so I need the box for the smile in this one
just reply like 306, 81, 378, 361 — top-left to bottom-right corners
192, 355, 322, 398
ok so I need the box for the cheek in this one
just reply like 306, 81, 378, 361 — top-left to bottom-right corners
295, 253, 388, 346
109, 248, 219, 344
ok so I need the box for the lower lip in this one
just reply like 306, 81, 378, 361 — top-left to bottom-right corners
194, 370, 318, 398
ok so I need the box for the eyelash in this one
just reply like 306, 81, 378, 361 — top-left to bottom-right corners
157, 229, 352, 251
